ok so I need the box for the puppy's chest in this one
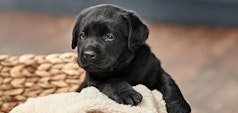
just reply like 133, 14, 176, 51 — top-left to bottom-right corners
119, 72, 145, 85
87, 80, 97, 86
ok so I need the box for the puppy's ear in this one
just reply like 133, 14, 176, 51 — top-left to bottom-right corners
71, 22, 79, 49
72, 7, 92, 49
126, 12, 149, 51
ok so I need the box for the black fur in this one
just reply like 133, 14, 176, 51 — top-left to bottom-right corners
72, 4, 191, 113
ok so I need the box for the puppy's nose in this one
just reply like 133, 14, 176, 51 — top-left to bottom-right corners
84, 50, 96, 60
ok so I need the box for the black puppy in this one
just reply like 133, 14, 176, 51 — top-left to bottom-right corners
72, 4, 191, 113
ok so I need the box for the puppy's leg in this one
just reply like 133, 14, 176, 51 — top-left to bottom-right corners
76, 74, 142, 105
158, 73, 191, 113
96, 78, 142, 106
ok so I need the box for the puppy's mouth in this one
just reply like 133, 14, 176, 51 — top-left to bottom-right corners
83, 65, 106, 72
77, 57, 115, 72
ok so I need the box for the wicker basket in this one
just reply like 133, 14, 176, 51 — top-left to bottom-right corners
0, 53, 85, 113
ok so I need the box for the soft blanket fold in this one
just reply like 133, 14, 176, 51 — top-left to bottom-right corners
10, 85, 167, 113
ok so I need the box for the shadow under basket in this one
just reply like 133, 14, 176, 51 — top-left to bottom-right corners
0, 53, 85, 113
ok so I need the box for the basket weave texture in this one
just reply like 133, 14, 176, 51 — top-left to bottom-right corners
0, 53, 85, 113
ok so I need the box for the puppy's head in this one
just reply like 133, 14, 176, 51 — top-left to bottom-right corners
72, 4, 149, 72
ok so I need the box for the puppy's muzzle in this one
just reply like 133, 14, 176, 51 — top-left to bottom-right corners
83, 43, 101, 61
84, 50, 96, 60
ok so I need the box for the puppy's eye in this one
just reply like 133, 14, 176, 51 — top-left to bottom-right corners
79, 32, 86, 40
104, 33, 114, 41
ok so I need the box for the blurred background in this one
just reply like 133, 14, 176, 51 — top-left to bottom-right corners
0, 0, 238, 113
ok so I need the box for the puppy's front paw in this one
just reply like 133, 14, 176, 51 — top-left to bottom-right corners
113, 90, 143, 106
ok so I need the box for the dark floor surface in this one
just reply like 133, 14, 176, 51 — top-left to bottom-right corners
0, 11, 238, 113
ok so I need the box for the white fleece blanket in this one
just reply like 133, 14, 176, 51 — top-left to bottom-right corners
10, 85, 167, 113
